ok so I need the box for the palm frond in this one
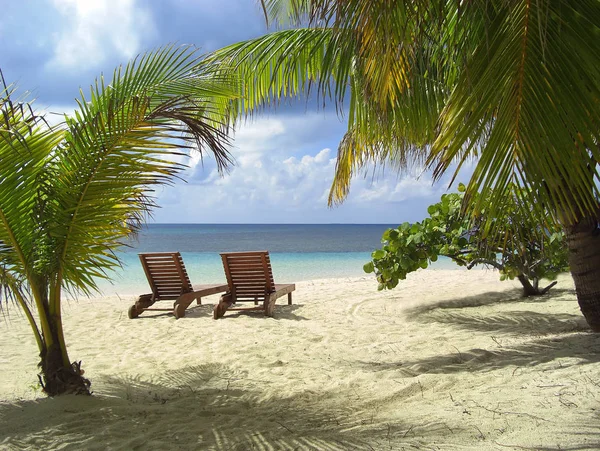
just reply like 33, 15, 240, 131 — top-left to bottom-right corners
39, 45, 237, 295
0, 84, 65, 289
430, 1, 600, 224
208, 12, 451, 203
254, 1, 600, 229
208, 27, 356, 115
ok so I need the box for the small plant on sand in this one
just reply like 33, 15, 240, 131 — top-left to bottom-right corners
364, 184, 569, 296
0, 47, 235, 396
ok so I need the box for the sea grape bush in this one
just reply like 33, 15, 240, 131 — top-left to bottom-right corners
364, 184, 569, 296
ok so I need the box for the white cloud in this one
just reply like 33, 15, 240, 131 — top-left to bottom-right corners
354, 175, 436, 203
152, 115, 449, 223
35, 104, 78, 127
234, 118, 286, 145
47, 0, 154, 70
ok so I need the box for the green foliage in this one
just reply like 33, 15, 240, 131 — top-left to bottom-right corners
209, 1, 600, 325
365, 185, 569, 294
212, 1, 600, 229
0, 46, 236, 394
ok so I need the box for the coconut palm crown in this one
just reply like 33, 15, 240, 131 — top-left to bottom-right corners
0, 45, 236, 395
208, 0, 600, 329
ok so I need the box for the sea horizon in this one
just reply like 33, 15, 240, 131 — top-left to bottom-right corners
94, 223, 458, 297
146, 222, 407, 225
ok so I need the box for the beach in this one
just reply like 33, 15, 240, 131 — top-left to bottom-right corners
1, 269, 598, 450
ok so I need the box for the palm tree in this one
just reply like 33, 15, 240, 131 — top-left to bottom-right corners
208, 1, 600, 330
0, 46, 236, 396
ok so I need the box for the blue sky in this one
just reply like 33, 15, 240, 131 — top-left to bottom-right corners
1, 0, 461, 224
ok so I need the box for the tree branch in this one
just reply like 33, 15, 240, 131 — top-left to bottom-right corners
466, 259, 504, 271
540, 280, 558, 294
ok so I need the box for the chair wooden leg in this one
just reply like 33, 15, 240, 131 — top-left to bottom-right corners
197, 298, 202, 305
174, 297, 195, 319
128, 305, 140, 319
129, 294, 154, 319
214, 294, 233, 319
287, 293, 292, 305
174, 303, 187, 319
265, 294, 277, 317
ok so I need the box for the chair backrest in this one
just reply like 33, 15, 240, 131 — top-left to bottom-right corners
220, 251, 275, 303
139, 252, 193, 300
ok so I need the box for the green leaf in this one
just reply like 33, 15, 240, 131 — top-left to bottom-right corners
361, 183, 568, 294
372, 249, 385, 260
220, 1, 600, 238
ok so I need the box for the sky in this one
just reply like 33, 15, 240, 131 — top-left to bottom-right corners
0, 0, 463, 224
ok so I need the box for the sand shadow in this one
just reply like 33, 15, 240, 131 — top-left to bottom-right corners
403, 282, 581, 337
495, 427, 600, 451
0, 364, 453, 450
421, 309, 587, 335
405, 287, 575, 319
359, 283, 596, 377
123, 302, 308, 321
215, 304, 309, 321
357, 331, 600, 378
122, 302, 216, 320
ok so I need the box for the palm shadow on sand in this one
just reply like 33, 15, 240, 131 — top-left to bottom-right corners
351, 287, 600, 450
360, 285, 600, 376
405, 287, 575, 317
359, 331, 600, 375
0, 363, 455, 450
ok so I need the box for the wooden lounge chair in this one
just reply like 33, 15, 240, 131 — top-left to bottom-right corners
213, 250, 296, 319
128, 252, 228, 319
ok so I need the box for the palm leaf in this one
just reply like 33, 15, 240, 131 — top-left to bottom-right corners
429, 1, 600, 223
239, 1, 600, 229
40, 46, 236, 296
0, 84, 65, 289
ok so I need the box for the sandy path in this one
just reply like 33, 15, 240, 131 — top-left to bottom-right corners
1, 270, 599, 450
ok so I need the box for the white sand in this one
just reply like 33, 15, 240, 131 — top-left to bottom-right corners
1, 269, 599, 450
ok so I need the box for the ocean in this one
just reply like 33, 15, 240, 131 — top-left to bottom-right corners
96, 223, 456, 296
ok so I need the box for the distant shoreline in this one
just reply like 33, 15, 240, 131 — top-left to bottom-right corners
144, 222, 402, 226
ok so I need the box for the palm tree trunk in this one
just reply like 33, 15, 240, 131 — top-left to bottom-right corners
39, 342, 89, 396
37, 304, 91, 396
566, 214, 600, 332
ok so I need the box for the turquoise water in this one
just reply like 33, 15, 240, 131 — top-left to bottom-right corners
95, 224, 457, 296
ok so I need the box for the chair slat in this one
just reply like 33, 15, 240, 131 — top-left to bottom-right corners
139, 252, 193, 300
221, 251, 276, 303
215, 251, 295, 318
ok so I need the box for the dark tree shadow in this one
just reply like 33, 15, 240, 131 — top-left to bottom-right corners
357, 332, 600, 377
360, 283, 594, 377
495, 427, 600, 451
0, 365, 363, 450
422, 310, 588, 335
403, 282, 581, 337
405, 287, 575, 319
1, 365, 598, 449
0, 363, 457, 450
